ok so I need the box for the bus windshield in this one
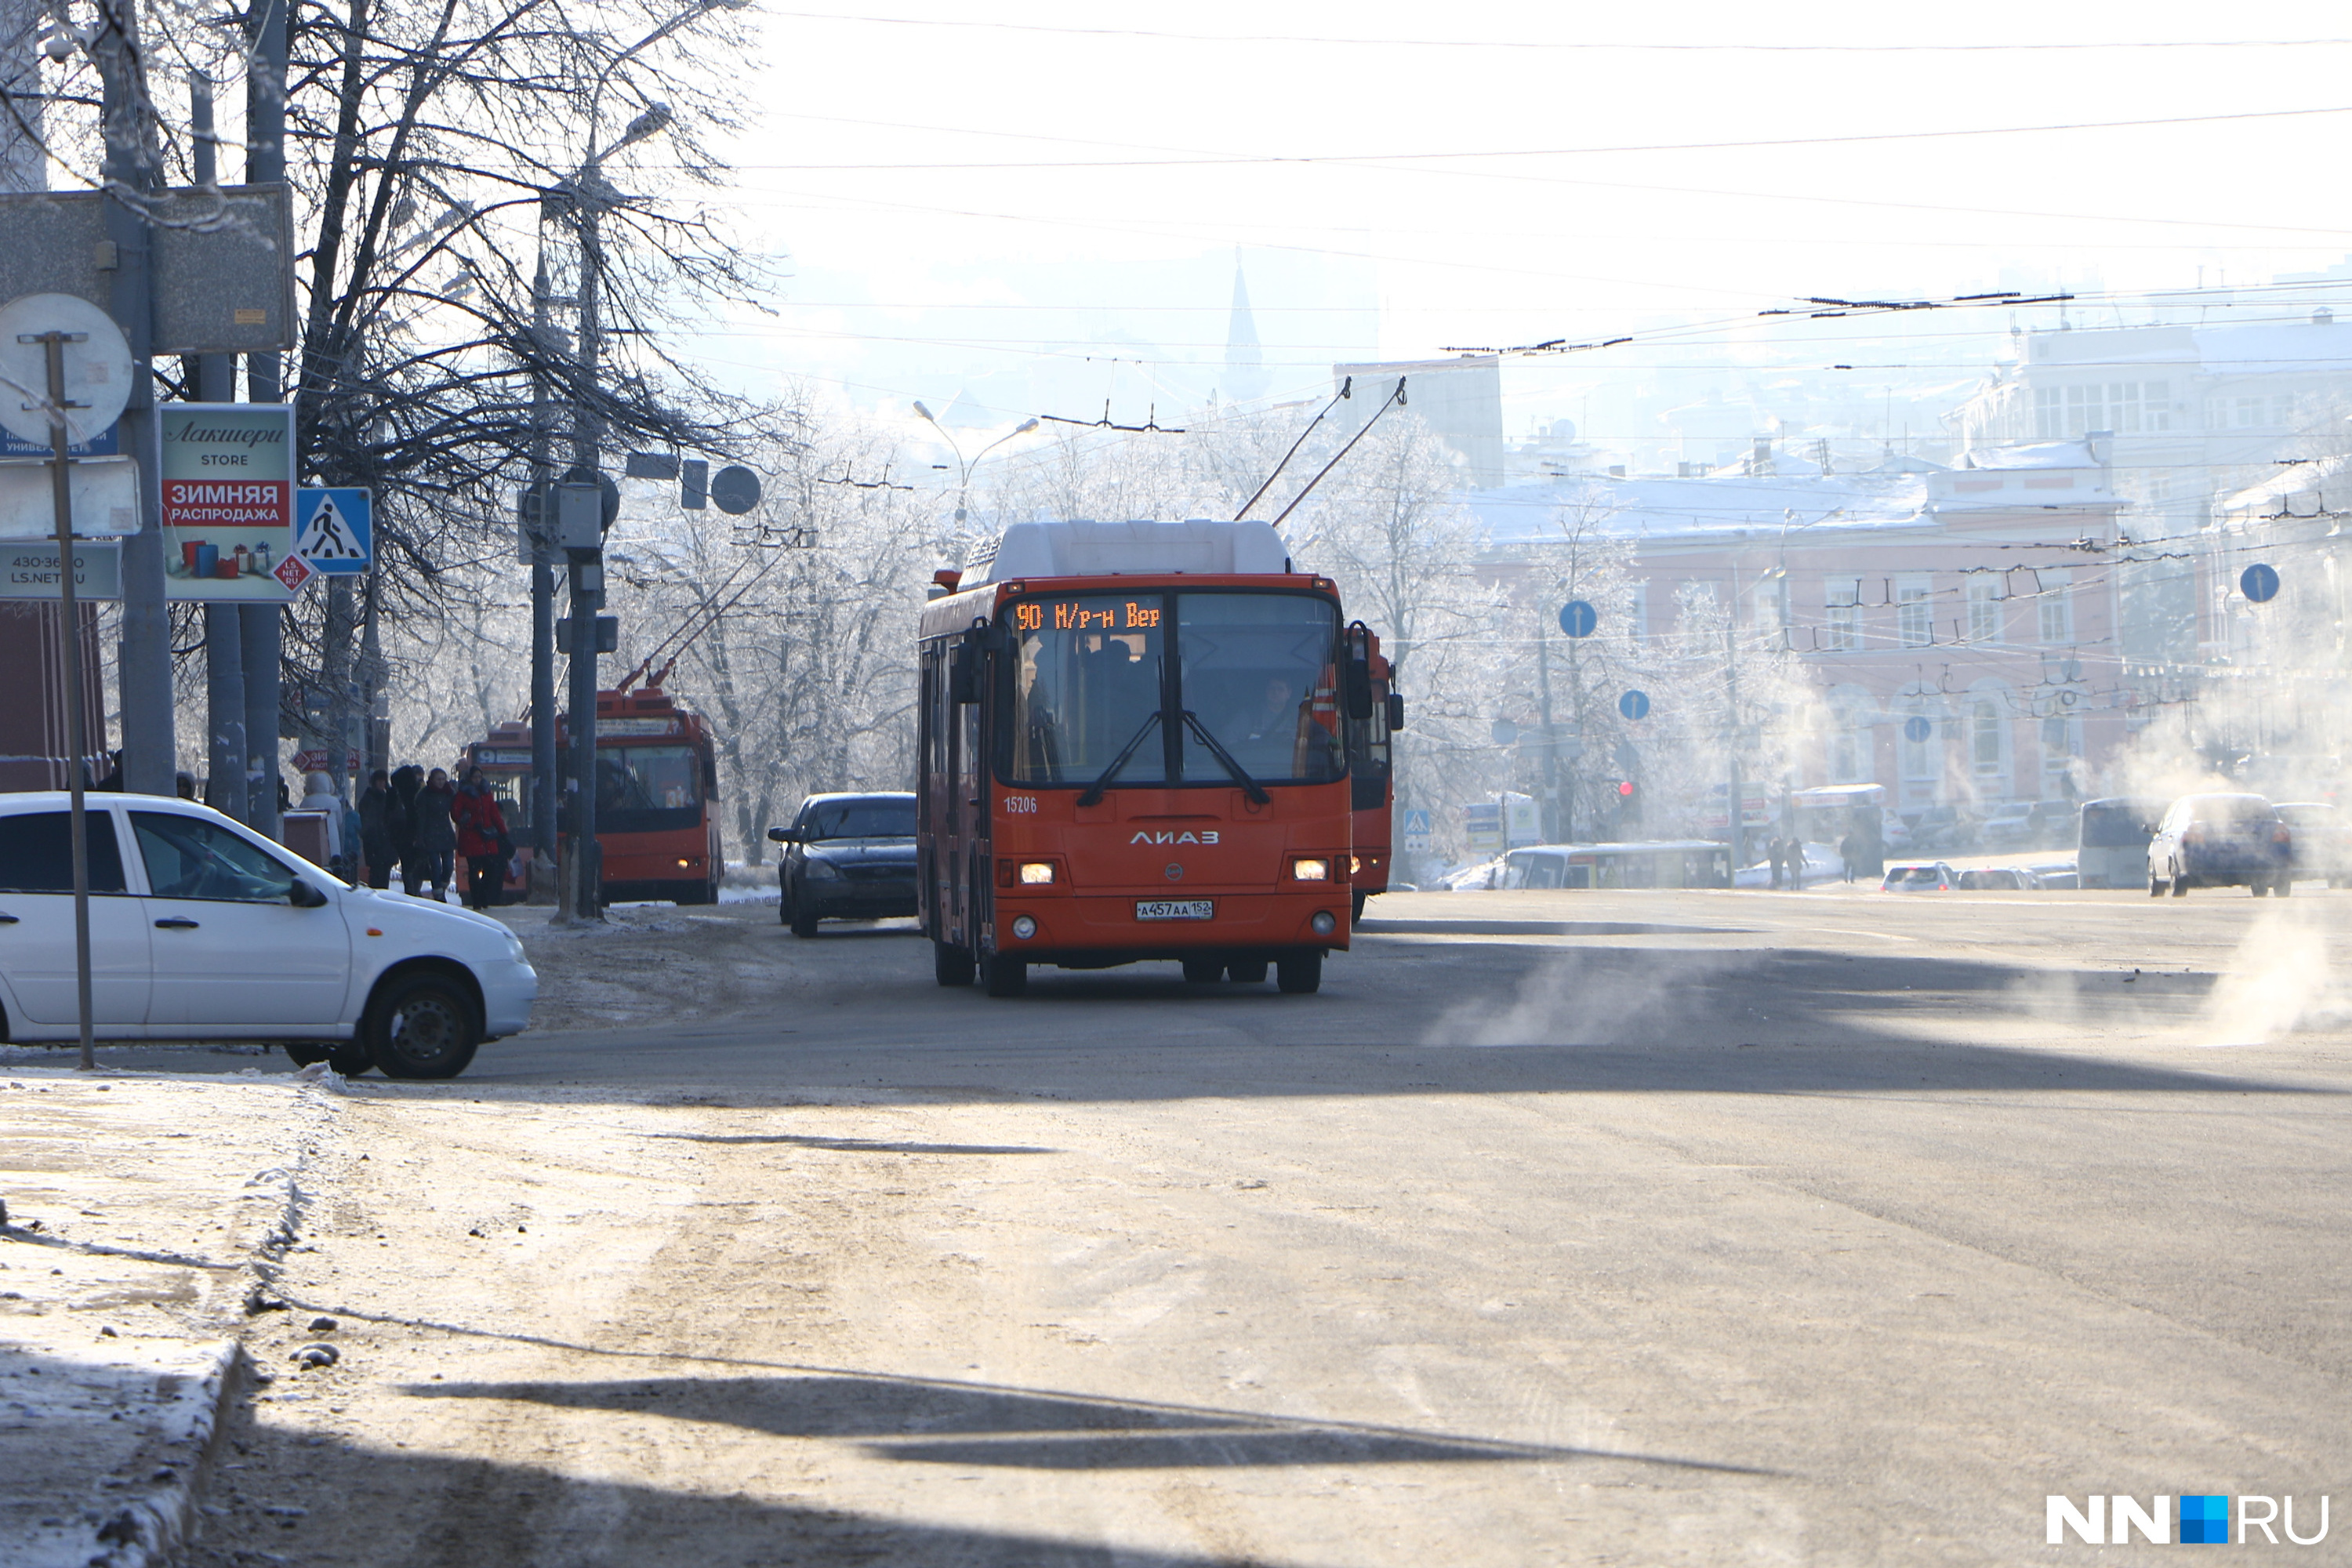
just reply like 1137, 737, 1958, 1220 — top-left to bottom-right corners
2079, 798, 2161, 848
1004, 590, 1342, 788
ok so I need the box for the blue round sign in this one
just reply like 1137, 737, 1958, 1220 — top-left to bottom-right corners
1618, 689, 1650, 721
1490, 717, 1519, 746
1558, 600, 1598, 638
1903, 716, 1933, 743
2241, 563, 2280, 604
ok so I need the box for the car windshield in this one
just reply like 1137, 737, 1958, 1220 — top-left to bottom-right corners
1003, 590, 1343, 788
804, 799, 916, 840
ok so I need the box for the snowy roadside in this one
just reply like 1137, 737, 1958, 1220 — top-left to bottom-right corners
0, 1072, 339, 1566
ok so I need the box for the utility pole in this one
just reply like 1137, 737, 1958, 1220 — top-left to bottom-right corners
94, 0, 172, 795
561, 177, 608, 922
190, 73, 245, 820
1725, 617, 1745, 873
528, 255, 559, 895
242, 0, 288, 837
1534, 603, 1561, 843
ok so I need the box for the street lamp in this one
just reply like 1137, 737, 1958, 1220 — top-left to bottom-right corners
913, 403, 1039, 525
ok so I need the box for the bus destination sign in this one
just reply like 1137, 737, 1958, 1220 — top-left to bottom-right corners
1014, 599, 1163, 633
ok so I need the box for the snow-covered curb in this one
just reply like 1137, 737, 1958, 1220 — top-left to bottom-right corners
7, 1340, 249, 1568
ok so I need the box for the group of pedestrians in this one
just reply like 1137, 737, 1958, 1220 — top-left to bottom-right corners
355, 764, 511, 909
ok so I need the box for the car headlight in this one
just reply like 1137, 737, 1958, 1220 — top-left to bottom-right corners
505, 931, 526, 963
804, 858, 844, 881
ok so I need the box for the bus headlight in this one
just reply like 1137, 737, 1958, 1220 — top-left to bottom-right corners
1019, 862, 1056, 884
1350, 855, 1362, 875
1011, 915, 1037, 940
1291, 858, 1330, 882
1311, 911, 1337, 936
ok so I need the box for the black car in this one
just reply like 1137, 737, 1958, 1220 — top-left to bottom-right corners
768, 792, 918, 937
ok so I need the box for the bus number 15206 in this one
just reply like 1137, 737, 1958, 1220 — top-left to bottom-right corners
1004, 795, 1038, 814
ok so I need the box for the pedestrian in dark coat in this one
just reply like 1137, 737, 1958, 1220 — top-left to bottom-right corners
390, 764, 425, 894
410, 768, 458, 902
452, 767, 510, 909
358, 768, 402, 890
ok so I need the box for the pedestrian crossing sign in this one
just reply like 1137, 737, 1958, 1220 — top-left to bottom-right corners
295, 488, 372, 574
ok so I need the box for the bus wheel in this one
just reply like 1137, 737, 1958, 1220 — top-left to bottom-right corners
1276, 952, 1323, 995
981, 953, 1027, 998
935, 940, 975, 987
1225, 957, 1269, 984
1181, 958, 1221, 983
1351, 890, 1367, 924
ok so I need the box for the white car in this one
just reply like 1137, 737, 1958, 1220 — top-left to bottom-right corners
0, 792, 535, 1078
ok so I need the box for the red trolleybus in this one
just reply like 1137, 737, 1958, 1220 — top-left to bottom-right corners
459, 684, 724, 906
1341, 625, 1403, 922
918, 519, 1369, 996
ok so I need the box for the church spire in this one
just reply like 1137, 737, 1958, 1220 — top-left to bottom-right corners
1224, 250, 1269, 404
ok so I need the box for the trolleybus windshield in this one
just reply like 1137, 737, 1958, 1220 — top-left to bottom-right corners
595, 744, 703, 832
1004, 590, 1343, 789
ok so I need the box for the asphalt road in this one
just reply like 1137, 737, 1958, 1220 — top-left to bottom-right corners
72, 888, 2352, 1564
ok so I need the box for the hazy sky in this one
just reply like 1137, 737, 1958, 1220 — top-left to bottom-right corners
686, 2, 2352, 431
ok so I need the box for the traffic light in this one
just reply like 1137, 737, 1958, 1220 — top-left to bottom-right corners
1617, 778, 1642, 828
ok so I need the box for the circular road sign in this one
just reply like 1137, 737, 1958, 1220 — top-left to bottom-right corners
1618, 688, 1651, 720
1558, 599, 1598, 638
0, 293, 133, 448
2240, 562, 2280, 604
1903, 716, 1933, 743
711, 463, 764, 516
1490, 717, 1519, 746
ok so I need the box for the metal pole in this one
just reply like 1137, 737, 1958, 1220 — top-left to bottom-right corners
243, 0, 288, 837
1726, 618, 1745, 875
528, 256, 559, 894
1534, 604, 1559, 843
566, 181, 604, 919
95, 0, 171, 796
33, 332, 95, 1068
191, 73, 247, 820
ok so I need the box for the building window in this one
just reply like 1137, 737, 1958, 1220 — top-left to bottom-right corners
1897, 576, 1933, 648
2109, 382, 2140, 433
2038, 571, 2074, 644
2067, 385, 2101, 436
1825, 576, 1861, 652
1966, 576, 2002, 644
2237, 397, 2260, 428
1751, 575, 1790, 641
1830, 699, 1871, 785
2273, 394, 2295, 428
2042, 713, 2080, 791
2034, 387, 2063, 439
2145, 380, 2170, 431
1973, 699, 2006, 779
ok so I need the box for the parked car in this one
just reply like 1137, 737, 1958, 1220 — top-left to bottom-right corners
768, 791, 918, 937
1958, 866, 2037, 891
2026, 800, 2081, 851
1904, 806, 1978, 854
0, 792, 534, 1077
2027, 859, 2079, 890
2147, 793, 2293, 897
1978, 804, 2037, 851
1878, 808, 1912, 853
1882, 862, 1958, 892
2274, 801, 2352, 887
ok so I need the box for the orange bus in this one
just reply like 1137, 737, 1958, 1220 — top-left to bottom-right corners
917, 519, 1367, 996
459, 684, 724, 906
1342, 625, 1403, 922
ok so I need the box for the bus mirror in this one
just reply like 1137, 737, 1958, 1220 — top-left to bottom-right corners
1342, 659, 1374, 721
947, 645, 976, 705
1387, 691, 1406, 731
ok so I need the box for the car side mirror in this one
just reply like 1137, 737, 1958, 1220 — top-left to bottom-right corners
289, 880, 329, 909
767, 826, 798, 844
1386, 691, 1406, 731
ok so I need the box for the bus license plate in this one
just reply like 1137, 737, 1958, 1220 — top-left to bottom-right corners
1135, 898, 1214, 922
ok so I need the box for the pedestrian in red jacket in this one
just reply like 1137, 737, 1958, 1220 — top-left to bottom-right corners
452, 766, 510, 910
